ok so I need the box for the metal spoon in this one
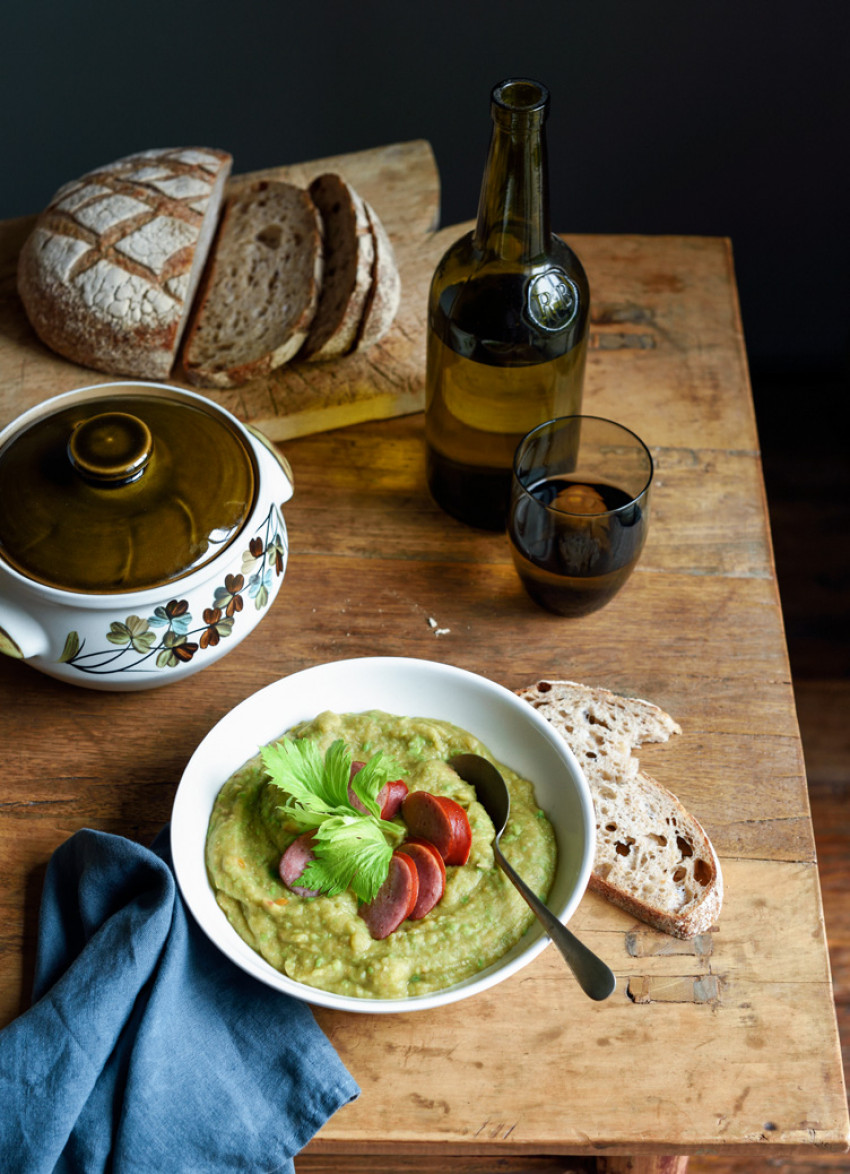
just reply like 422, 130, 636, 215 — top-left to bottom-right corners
450, 753, 616, 1002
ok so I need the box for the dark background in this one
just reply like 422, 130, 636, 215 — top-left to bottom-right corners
3, 0, 848, 674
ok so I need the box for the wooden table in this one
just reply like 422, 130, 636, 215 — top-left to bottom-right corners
0, 144, 847, 1171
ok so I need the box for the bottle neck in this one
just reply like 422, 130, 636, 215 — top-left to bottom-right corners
473, 79, 551, 263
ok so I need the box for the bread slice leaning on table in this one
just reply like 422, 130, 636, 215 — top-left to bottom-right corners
515, 679, 723, 939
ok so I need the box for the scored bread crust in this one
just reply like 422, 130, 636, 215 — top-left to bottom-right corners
300, 174, 375, 361
180, 180, 323, 388
515, 678, 723, 938
17, 147, 232, 379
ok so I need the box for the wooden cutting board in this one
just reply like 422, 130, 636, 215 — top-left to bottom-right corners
0, 140, 445, 440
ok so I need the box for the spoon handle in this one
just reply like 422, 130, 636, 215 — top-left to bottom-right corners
495, 844, 616, 1001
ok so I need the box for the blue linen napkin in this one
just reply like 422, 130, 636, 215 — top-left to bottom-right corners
0, 826, 359, 1174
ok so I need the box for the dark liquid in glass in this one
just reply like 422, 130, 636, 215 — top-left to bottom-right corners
508, 476, 647, 616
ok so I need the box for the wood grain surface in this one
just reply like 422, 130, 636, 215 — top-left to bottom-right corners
0, 144, 847, 1168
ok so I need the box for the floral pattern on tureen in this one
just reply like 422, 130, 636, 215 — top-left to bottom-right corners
57, 504, 286, 679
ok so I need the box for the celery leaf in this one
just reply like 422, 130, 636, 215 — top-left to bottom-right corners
261, 734, 405, 900
301, 815, 395, 903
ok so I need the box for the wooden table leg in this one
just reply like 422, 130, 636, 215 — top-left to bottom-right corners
597, 1158, 688, 1174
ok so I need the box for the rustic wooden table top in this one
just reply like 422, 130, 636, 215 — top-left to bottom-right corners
0, 144, 847, 1169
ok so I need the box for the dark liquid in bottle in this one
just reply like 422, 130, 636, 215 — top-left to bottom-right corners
425, 271, 587, 532
508, 476, 647, 616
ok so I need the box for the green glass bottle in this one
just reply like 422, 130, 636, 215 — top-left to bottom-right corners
425, 78, 590, 530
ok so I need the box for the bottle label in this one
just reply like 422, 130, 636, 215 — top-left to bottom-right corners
526, 269, 580, 333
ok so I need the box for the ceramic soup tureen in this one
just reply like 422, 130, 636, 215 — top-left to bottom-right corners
0, 381, 293, 691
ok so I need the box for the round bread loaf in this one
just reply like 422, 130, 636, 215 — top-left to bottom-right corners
17, 148, 232, 379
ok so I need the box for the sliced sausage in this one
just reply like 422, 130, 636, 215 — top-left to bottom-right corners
278, 831, 322, 897
404, 835, 450, 870
401, 791, 472, 866
348, 762, 409, 819
398, 840, 446, 919
359, 851, 419, 940
378, 779, 409, 819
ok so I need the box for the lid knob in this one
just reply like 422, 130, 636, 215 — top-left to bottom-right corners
68, 412, 153, 486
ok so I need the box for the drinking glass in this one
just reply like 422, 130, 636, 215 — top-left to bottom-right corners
508, 415, 653, 616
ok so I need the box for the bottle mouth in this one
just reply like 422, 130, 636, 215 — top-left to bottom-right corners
492, 78, 549, 116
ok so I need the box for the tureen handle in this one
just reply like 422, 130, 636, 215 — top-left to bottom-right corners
0, 599, 50, 661
246, 425, 294, 504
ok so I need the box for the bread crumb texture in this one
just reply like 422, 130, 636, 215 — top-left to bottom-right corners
515, 679, 723, 938
182, 180, 323, 385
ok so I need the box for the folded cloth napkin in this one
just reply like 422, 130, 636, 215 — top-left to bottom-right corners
0, 827, 359, 1174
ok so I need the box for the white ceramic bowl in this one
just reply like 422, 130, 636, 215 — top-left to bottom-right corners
172, 656, 595, 1013
0, 382, 293, 691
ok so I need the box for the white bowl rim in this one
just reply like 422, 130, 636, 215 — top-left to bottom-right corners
171, 655, 595, 1014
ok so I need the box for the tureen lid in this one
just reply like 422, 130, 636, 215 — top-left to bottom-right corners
0, 390, 257, 593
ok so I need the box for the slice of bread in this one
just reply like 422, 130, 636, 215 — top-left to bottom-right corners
17, 147, 232, 380
355, 200, 402, 351
515, 679, 722, 938
300, 173, 375, 362
180, 180, 323, 388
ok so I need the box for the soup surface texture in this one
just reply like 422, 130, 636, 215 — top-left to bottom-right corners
205, 709, 558, 999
